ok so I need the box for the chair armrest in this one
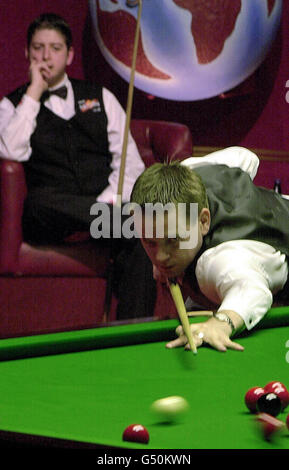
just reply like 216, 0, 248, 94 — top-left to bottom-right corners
0, 159, 27, 272
131, 120, 193, 167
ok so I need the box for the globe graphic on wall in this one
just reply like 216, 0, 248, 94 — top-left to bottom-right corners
89, 0, 283, 101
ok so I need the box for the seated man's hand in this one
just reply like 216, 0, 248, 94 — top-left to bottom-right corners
26, 59, 50, 101
166, 311, 245, 352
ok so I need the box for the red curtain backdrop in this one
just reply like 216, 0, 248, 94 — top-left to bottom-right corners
0, 0, 288, 151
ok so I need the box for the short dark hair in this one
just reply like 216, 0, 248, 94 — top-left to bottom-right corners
131, 160, 209, 215
27, 13, 73, 49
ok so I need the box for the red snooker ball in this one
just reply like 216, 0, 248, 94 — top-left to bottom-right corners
256, 413, 285, 441
264, 381, 286, 391
245, 387, 266, 413
286, 414, 289, 431
264, 382, 289, 411
122, 424, 149, 444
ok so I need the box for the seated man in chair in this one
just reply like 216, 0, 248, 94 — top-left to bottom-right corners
0, 12, 144, 244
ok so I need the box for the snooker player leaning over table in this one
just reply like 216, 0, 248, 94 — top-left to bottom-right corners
126, 146, 289, 353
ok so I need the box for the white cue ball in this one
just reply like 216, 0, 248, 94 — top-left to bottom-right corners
150, 396, 189, 422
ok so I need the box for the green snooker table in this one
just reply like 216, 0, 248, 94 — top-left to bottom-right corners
0, 306, 288, 451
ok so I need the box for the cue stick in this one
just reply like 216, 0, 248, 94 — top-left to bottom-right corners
116, 0, 143, 207
187, 311, 213, 317
103, 0, 143, 321
168, 279, 198, 354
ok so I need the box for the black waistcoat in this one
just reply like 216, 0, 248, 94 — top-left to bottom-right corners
7, 79, 112, 196
194, 164, 289, 258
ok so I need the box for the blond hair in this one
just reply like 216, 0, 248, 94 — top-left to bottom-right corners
131, 160, 208, 214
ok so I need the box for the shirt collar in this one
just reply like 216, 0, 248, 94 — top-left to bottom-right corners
48, 74, 70, 92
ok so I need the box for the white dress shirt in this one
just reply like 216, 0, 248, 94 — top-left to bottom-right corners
0, 75, 145, 203
181, 147, 289, 330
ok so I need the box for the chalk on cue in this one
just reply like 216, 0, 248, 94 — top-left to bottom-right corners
168, 280, 197, 355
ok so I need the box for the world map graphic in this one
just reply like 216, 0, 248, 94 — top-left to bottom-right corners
89, 0, 282, 100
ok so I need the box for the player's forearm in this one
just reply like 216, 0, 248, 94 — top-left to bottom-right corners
181, 146, 259, 180
217, 282, 273, 332
195, 241, 287, 332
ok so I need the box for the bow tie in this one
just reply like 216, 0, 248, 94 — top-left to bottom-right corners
42, 85, 68, 101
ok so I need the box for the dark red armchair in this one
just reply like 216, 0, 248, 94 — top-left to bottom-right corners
0, 119, 193, 338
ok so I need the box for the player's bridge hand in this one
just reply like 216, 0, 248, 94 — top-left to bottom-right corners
166, 314, 245, 353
